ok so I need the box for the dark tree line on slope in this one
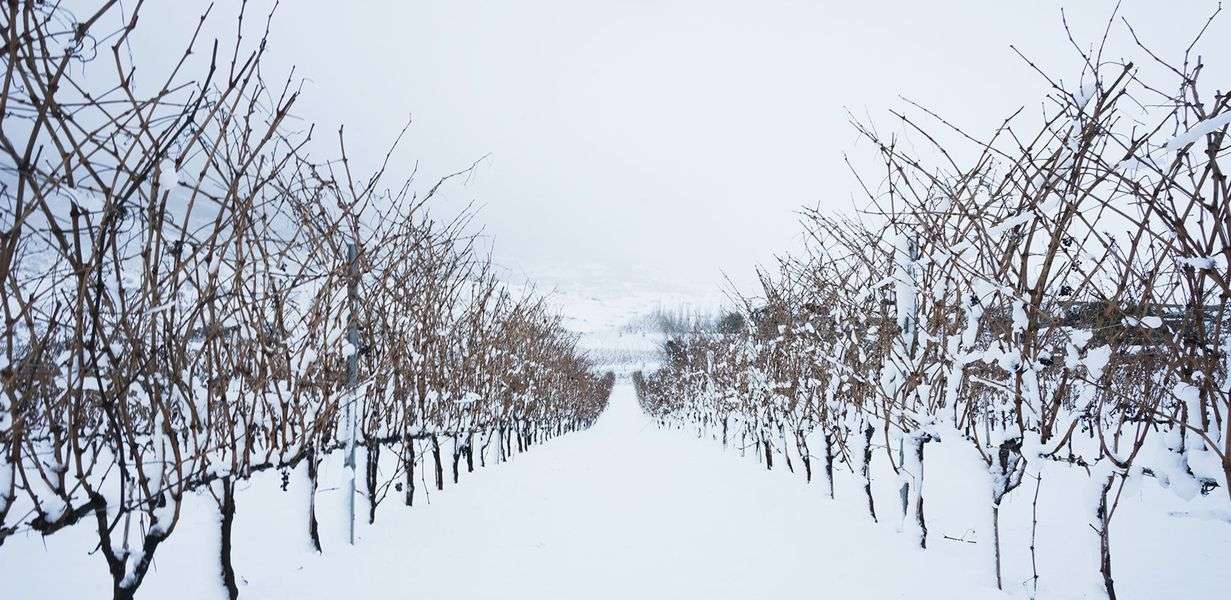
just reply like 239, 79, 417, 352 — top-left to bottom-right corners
0, 3, 613, 599
636, 10, 1229, 600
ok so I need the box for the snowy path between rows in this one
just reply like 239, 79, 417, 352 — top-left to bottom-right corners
8, 381, 1228, 598
6, 381, 1005, 599
254, 381, 993, 599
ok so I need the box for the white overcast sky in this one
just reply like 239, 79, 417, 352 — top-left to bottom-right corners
122, 0, 1227, 301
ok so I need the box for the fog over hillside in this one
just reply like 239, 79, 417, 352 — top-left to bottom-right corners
114, 0, 1230, 308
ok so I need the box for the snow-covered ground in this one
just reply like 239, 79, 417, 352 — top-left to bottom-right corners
0, 382, 989, 599
5, 382, 1230, 599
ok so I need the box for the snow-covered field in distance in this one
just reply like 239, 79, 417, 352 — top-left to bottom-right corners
501, 261, 731, 375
